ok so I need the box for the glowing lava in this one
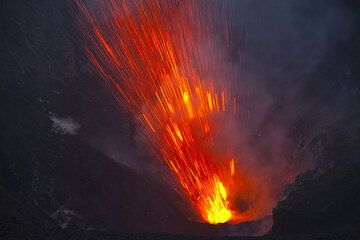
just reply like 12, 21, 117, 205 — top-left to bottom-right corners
75, 0, 247, 224
204, 177, 232, 224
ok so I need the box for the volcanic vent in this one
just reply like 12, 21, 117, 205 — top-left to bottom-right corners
74, 0, 296, 225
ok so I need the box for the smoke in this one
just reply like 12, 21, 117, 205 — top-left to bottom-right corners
209, 0, 356, 234
228, 0, 354, 148
226, 0, 353, 120
50, 114, 80, 135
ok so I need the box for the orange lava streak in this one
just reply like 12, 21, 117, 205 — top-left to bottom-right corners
75, 0, 244, 224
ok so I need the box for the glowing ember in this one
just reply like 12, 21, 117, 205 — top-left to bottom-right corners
75, 0, 250, 224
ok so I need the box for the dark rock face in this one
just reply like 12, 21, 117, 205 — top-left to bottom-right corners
270, 0, 360, 234
272, 113, 360, 235
272, 164, 360, 235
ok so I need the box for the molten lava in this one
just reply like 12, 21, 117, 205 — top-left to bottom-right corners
75, 0, 254, 224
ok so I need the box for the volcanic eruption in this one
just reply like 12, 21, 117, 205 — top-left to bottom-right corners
75, 0, 268, 224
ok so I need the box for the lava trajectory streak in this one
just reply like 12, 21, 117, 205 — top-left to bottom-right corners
75, 0, 254, 224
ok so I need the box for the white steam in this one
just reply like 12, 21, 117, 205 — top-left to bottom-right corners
50, 115, 80, 135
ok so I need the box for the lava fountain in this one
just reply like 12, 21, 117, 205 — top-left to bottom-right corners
74, 0, 258, 224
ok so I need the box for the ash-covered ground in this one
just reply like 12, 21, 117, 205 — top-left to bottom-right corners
1, 0, 360, 239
